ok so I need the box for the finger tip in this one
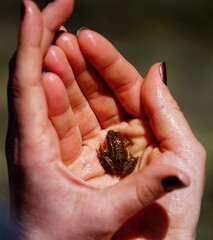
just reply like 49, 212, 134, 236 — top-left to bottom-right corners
77, 28, 98, 49
76, 27, 89, 37
161, 168, 190, 192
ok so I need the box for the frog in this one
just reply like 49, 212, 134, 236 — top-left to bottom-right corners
97, 130, 138, 177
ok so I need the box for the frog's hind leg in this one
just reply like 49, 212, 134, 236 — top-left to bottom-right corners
122, 155, 138, 176
99, 156, 116, 175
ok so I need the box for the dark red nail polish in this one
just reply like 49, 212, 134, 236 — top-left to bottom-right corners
159, 62, 167, 85
162, 176, 186, 192
53, 30, 66, 43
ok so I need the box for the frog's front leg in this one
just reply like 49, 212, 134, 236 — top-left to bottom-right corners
122, 154, 138, 176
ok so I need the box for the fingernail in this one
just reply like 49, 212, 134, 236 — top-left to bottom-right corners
20, 1, 25, 21
159, 62, 167, 85
162, 176, 186, 192
76, 27, 89, 36
53, 29, 66, 43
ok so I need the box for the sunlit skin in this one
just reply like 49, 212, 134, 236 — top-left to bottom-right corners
6, 1, 206, 239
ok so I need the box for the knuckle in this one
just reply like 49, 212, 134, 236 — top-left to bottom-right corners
136, 181, 161, 207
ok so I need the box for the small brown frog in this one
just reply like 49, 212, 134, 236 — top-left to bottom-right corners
97, 130, 138, 177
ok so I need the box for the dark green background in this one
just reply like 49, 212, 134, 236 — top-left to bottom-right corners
0, 1, 212, 238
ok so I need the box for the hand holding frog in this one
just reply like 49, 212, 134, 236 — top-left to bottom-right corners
7, 1, 205, 239
45, 29, 205, 239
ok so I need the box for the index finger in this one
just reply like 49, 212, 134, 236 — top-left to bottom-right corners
77, 29, 145, 117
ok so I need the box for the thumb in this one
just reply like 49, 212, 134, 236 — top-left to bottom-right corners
102, 165, 189, 226
141, 62, 196, 152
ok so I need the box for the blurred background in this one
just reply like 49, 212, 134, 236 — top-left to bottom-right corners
0, 0, 212, 238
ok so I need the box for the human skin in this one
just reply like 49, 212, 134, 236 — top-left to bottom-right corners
6, 0, 206, 239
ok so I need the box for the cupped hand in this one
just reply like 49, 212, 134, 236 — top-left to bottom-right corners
6, 0, 205, 239
46, 29, 205, 239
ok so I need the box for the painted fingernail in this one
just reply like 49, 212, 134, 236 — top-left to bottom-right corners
159, 62, 167, 85
162, 176, 186, 192
20, 1, 25, 21
53, 29, 66, 43
76, 27, 89, 36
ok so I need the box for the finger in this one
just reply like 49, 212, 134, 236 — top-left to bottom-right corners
141, 63, 200, 154
43, 45, 101, 138
77, 29, 145, 117
102, 165, 189, 227
14, 1, 48, 136
41, 0, 74, 52
42, 72, 82, 164
55, 32, 127, 128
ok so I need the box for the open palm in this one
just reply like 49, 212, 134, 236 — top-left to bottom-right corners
43, 33, 154, 187
43, 29, 205, 238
